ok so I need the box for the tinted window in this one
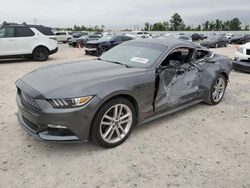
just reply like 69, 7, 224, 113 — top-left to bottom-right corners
15, 27, 35, 37
35, 27, 54, 36
0, 27, 15, 38
111, 36, 122, 41
56, 32, 66, 35
121, 36, 132, 41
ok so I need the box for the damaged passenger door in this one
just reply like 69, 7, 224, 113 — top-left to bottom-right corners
154, 47, 201, 112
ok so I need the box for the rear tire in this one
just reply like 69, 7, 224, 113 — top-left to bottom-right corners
90, 98, 136, 148
32, 46, 49, 61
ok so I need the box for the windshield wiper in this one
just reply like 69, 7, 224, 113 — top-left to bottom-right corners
97, 58, 132, 68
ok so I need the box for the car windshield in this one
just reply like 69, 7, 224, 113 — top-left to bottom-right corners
100, 44, 164, 68
98, 36, 112, 41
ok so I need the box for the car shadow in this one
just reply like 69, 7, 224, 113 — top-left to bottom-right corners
0, 58, 34, 64
23, 103, 210, 155
133, 103, 208, 134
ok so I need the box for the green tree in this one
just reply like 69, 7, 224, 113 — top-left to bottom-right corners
202, 21, 210, 31
170, 13, 185, 31
215, 19, 223, 31
152, 22, 165, 31
229, 18, 241, 30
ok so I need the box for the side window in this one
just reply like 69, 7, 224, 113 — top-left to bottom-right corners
161, 48, 194, 67
15, 27, 35, 37
0, 27, 15, 38
56, 32, 66, 35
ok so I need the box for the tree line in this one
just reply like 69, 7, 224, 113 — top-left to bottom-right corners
143, 13, 249, 31
55, 25, 105, 32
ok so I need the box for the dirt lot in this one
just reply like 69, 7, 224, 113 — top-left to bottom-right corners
0, 44, 249, 188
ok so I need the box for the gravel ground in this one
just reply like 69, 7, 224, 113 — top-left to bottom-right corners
0, 44, 249, 188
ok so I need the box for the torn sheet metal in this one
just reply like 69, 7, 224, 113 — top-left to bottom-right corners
154, 65, 200, 112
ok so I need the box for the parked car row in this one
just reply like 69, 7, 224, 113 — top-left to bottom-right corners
1, 21, 250, 74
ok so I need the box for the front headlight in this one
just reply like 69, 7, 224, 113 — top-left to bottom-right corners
48, 96, 93, 108
237, 47, 244, 54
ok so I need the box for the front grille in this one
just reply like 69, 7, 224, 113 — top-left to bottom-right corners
246, 49, 250, 55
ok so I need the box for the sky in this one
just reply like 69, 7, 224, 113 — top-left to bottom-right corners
1, 0, 250, 29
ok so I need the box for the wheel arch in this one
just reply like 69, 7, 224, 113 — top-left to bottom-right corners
219, 71, 229, 82
32, 45, 49, 54
89, 93, 140, 139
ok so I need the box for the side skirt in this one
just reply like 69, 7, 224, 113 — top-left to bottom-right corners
138, 99, 204, 126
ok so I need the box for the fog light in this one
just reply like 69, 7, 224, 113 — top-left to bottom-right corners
47, 124, 67, 129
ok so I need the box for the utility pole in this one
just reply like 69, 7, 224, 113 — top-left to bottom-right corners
34, 17, 37, 25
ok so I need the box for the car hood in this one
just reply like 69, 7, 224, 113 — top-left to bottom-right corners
16, 60, 146, 99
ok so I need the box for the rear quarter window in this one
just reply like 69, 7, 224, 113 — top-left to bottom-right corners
35, 27, 54, 36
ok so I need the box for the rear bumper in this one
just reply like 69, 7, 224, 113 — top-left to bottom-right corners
16, 93, 101, 143
49, 47, 58, 55
233, 61, 250, 73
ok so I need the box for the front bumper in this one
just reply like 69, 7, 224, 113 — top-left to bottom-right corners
233, 61, 250, 73
16, 93, 101, 143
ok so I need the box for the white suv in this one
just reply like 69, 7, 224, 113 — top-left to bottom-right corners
54, 31, 72, 43
0, 23, 58, 61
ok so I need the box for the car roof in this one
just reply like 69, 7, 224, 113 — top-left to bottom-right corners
1, 22, 51, 29
126, 38, 196, 49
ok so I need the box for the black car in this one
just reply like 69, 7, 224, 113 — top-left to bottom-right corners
191, 33, 203, 41
68, 35, 101, 48
200, 35, 228, 48
72, 32, 88, 39
230, 34, 250, 44
16, 38, 232, 148
85, 35, 134, 56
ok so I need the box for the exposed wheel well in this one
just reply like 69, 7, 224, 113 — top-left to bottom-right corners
220, 72, 229, 81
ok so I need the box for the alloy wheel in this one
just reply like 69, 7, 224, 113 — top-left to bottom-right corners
212, 77, 226, 103
100, 104, 133, 144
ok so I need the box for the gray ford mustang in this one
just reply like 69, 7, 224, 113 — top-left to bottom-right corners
16, 38, 232, 148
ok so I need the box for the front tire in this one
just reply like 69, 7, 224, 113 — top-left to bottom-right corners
32, 46, 49, 61
91, 98, 136, 148
206, 74, 227, 105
